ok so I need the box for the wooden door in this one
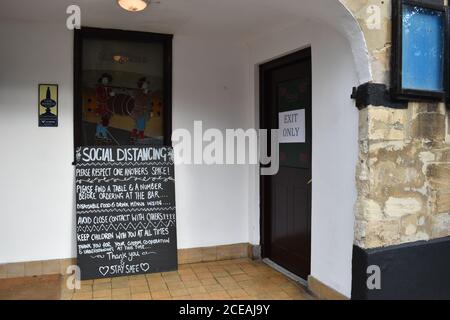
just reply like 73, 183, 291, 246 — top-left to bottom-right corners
260, 48, 312, 279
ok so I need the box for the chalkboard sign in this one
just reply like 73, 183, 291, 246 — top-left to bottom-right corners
75, 146, 177, 280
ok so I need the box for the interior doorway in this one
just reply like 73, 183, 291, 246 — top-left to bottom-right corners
260, 48, 312, 280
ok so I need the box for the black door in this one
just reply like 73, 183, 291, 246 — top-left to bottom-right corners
260, 48, 312, 280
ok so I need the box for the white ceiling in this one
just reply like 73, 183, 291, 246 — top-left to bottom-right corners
0, 0, 358, 42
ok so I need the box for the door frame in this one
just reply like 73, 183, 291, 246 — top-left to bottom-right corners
73, 27, 173, 157
259, 47, 312, 266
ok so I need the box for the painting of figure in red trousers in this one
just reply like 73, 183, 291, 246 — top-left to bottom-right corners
131, 77, 153, 140
95, 73, 115, 141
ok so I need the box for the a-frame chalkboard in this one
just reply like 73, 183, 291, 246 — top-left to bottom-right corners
75, 146, 177, 280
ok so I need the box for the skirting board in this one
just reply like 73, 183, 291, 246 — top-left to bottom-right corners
352, 236, 450, 300
0, 243, 255, 279
307, 276, 348, 300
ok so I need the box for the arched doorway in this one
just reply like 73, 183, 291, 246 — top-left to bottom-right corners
246, 0, 371, 297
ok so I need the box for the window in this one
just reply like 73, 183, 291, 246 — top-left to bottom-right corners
391, 0, 447, 101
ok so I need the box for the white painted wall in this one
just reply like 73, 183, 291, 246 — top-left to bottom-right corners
0, 20, 251, 262
245, 19, 359, 297
172, 36, 250, 249
0, 20, 76, 263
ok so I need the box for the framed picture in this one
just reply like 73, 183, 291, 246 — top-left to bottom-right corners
391, 0, 448, 101
38, 84, 58, 127
74, 27, 173, 149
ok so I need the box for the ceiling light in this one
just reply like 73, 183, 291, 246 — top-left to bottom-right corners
117, 0, 148, 12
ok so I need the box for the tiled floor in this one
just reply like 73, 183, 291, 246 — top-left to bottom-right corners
0, 275, 61, 300
61, 258, 315, 300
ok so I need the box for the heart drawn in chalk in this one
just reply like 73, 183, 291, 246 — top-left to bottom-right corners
99, 266, 110, 276
140, 263, 150, 272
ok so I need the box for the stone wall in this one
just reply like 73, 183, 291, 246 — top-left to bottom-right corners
355, 104, 450, 248
342, 0, 450, 248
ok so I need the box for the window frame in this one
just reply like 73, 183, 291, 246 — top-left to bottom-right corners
391, 0, 448, 101
73, 27, 173, 156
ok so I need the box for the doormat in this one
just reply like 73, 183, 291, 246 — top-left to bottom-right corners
0, 274, 61, 300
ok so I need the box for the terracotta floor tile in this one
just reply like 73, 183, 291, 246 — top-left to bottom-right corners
93, 278, 111, 284
227, 288, 248, 299
261, 283, 283, 292
112, 294, 132, 300
149, 282, 168, 291
224, 268, 245, 275
174, 295, 192, 300
183, 280, 203, 288
212, 271, 229, 278
253, 293, 273, 300
60, 293, 73, 300
112, 287, 131, 296
209, 291, 231, 300
180, 274, 198, 282
72, 292, 93, 300
220, 282, 241, 290
204, 284, 225, 293
93, 283, 111, 291
93, 289, 112, 299
283, 287, 306, 295
216, 276, 236, 284
169, 288, 189, 297
130, 285, 150, 294
163, 275, 182, 283
178, 269, 195, 276
232, 274, 252, 282
147, 278, 166, 286
132, 292, 152, 300
288, 293, 308, 300
128, 279, 148, 287
208, 266, 226, 272
200, 278, 218, 286
111, 281, 129, 289
190, 293, 211, 300
151, 290, 171, 300
269, 291, 292, 300
76, 284, 93, 293
187, 286, 207, 295
166, 282, 185, 290
236, 280, 255, 288
242, 286, 263, 296
191, 266, 209, 273
162, 271, 178, 277
196, 272, 214, 280
145, 274, 163, 281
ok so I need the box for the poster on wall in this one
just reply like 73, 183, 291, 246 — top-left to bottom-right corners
80, 38, 166, 146
75, 145, 177, 280
38, 84, 58, 127
278, 109, 306, 144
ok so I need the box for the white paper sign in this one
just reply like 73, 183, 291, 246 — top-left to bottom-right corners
278, 109, 306, 143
